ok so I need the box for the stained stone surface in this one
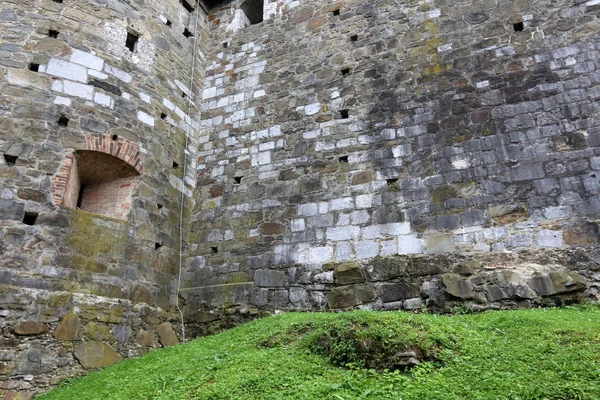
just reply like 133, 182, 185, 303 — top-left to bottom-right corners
1, 0, 600, 397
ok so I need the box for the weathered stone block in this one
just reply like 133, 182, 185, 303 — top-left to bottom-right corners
442, 274, 474, 299
14, 321, 48, 336
74, 342, 122, 369
53, 312, 81, 341
254, 270, 288, 287
157, 322, 179, 347
328, 284, 375, 309
334, 262, 364, 285
379, 283, 420, 303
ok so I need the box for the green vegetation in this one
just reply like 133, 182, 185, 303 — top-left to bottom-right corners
39, 306, 600, 400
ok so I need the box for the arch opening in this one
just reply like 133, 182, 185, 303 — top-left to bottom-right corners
63, 151, 140, 220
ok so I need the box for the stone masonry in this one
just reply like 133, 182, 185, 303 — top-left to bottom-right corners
1, 0, 600, 396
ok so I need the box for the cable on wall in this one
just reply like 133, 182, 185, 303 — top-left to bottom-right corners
176, 0, 204, 344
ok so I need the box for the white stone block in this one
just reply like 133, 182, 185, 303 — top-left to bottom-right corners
356, 194, 373, 209
305, 103, 321, 116
326, 226, 360, 242
46, 58, 88, 83
308, 246, 333, 264
291, 219, 305, 232
70, 49, 104, 71
356, 241, 379, 260
335, 242, 353, 262
54, 96, 71, 106
397, 235, 425, 255
330, 197, 353, 211
137, 111, 155, 126
105, 65, 132, 83
88, 69, 108, 80
63, 80, 94, 99
94, 92, 112, 108
318, 202, 329, 214
351, 210, 370, 225
380, 240, 398, 256
298, 203, 318, 216
537, 230, 564, 248
139, 92, 151, 103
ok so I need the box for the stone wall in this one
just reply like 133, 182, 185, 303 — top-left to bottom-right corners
0, 286, 180, 399
0, 0, 208, 396
185, 0, 600, 321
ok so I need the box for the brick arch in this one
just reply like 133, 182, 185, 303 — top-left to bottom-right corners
52, 134, 144, 208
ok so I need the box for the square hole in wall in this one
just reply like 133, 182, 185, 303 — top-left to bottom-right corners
173, 161, 180, 169
165, 19, 172, 27
125, 31, 139, 52
23, 212, 38, 226
341, 68, 351, 76
338, 155, 349, 163
211, 247, 219, 254
3, 154, 18, 166
223, 42, 228, 48
513, 21, 524, 32
112, 134, 118, 141
234, 176, 243, 184
339, 109, 350, 119
57, 115, 69, 126
48, 30, 59, 38
386, 178, 399, 185
155, 242, 163, 250
161, 112, 167, 120
350, 34, 358, 42
332, 9, 340, 16
183, 28, 193, 38
28, 63, 40, 72
157, 203, 164, 210
52, 0, 63, 3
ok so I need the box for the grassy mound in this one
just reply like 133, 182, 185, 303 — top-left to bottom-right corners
39, 306, 600, 400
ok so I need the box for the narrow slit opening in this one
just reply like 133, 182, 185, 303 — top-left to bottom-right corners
386, 178, 399, 185
48, 30, 59, 38
112, 134, 118, 141
332, 9, 340, 16
181, 0, 195, 13
338, 155, 349, 163
125, 31, 139, 52
161, 112, 168, 120
234, 176, 243, 184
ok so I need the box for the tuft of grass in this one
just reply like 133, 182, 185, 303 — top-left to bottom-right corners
38, 306, 600, 400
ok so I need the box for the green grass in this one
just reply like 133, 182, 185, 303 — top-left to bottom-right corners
39, 306, 600, 400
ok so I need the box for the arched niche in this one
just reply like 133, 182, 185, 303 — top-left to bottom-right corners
52, 134, 143, 220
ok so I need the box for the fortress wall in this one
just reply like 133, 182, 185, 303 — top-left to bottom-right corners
184, 0, 600, 330
0, 0, 207, 395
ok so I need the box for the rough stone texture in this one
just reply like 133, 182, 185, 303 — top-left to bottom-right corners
2, 0, 600, 396
0, 0, 205, 396
74, 342, 122, 370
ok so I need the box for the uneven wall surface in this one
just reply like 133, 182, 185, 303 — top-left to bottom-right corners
185, 0, 600, 333
0, 0, 206, 396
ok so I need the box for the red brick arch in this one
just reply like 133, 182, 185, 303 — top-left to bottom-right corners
52, 134, 144, 207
